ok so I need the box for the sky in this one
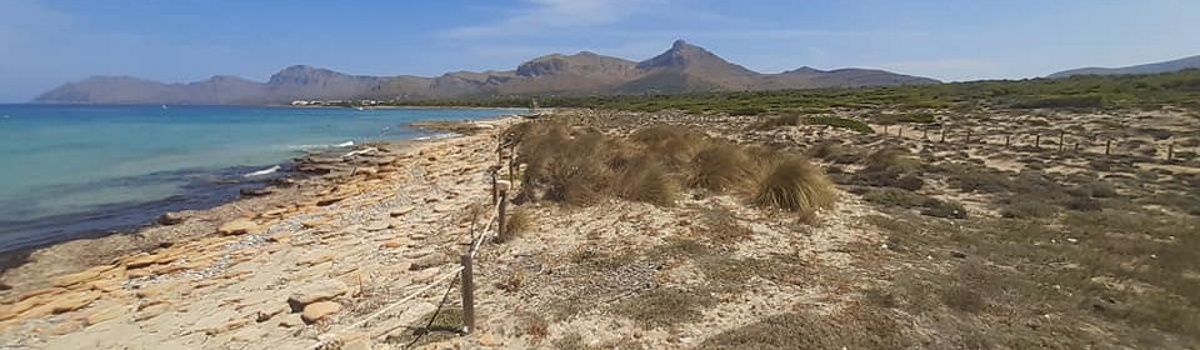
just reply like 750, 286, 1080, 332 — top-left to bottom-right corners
1, 0, 1199, 102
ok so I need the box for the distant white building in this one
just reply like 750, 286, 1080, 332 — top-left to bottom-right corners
290, 100, 310, 106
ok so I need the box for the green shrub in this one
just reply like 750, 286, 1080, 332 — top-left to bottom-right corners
1012, 94, 1107, 109
727, 107, 767, 116
805, 116, 873, 133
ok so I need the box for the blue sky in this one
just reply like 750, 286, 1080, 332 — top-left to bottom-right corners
1, 0, 1198, 102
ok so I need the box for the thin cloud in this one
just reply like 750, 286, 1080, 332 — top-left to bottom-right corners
444, 0, 663, 38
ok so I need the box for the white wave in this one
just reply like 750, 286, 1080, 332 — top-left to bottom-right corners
244, 165, 281, 177
413, 132, 460, 141
282, 140, 355, 151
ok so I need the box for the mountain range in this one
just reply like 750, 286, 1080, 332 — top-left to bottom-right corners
1048, 55, 1200, 78
35, 40, 940, 105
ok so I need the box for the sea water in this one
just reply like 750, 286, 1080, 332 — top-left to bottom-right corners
0, 105, 513, 252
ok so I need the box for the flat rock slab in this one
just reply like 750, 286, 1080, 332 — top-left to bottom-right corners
364, 222, 390, 232
302, 301, 341, 324
218, 219, 262, 236
390, 206, 416, 217
287, 280, 349, 311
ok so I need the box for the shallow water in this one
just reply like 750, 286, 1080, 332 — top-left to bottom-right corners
0, 105, 512, 251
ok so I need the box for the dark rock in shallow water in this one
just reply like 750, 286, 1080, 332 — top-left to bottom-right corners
240, 188, 274, 197
158, 212, 185, 226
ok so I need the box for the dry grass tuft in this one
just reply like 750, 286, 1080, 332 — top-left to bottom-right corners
631, 125, 709, 168
496, 209, 534, 243
613, 157, 680, 206
753, 155, 838, 216
689, 141, 758, 192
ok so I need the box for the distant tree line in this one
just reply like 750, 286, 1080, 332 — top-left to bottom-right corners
387, 69, 1200, 114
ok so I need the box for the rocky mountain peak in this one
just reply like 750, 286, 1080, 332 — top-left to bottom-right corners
637, 39, 728, 70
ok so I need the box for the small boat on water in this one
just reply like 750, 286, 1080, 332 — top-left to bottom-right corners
354, 106, 365, 111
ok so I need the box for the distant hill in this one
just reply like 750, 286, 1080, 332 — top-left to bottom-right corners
35, 40, 940, 105
1048, 55, 1200, 78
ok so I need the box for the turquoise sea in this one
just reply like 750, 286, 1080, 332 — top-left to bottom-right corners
0, 105, 512, 252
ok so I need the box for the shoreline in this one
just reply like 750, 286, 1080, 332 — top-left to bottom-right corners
0, 115, 521, 348
0, 115, 517, 286
0, 109, 522, 260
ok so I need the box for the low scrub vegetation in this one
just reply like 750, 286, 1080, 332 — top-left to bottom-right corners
513, 121, 839, 219
805, 116, 874, 133
400, 70, 1200, 114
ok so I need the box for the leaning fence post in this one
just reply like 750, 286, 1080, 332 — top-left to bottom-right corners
1168, 142, 1175, 160
1105, 139, 1112, 155
922, 128, 928, 140
897, 126, 903, 138
508, 150, 517, 183
1004, 135, 1011, 148
965, 130, 971, 144
941, 128, 947, 142
1035, 134, 1041, 149
1058, 130, 1065, 152
460, 254, 475, 334
497, 181, 510, 240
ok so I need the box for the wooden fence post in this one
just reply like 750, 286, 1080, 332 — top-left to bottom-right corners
497, 181, 510, 241
897, 126, 903, 138
460, 254, 475, 334
508, 150, 517, 183
941, 128, 947, 143
1168, 142, 1175, 160
1004, 135, 1011, 148
922, 128, 928, 140
1105, 140, 1111, 155
883, 125, 889, 134
1058, 131, 1065, 152
491, 171, 498, 205
965, 130, 971, 144
1035, 134, 1041, 149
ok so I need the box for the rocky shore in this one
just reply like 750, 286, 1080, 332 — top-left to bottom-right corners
0, 116, 521, 349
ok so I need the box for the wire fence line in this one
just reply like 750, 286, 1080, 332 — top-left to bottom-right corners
292, 133, 514, 350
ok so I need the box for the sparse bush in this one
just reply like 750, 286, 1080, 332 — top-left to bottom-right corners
612, 288, 717, 328
922, 200, 968, 219
727, 107, 767, 116
855, 149, 924, 190
753, 155, 838, 216
806, 116, 874, 133
1000, 196, 1059, 218
877, 112, 937, 124
1012, 94, 1107, 109
755, 115, 802, 130
941, 285, 985, 313
697, 305, 910, 350
806, 141, 861, 164
863, 188, 967, 219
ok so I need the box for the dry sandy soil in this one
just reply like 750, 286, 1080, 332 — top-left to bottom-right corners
1, 107, 1198, 350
